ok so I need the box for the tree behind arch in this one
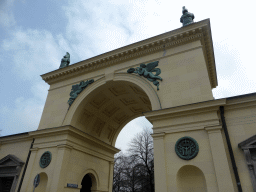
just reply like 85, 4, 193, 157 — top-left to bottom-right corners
128, 127, 154, 192
113, 127, 154, 192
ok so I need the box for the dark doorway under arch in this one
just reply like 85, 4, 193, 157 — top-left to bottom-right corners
81, 174, 92, 192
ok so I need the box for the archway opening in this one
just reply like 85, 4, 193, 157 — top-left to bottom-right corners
81, 173, 98, 192
70, 80, 154, 147
176, 165, 207, 192
81, 174, 92, 192
115, 116, 153, 152
68, 80, 156, 191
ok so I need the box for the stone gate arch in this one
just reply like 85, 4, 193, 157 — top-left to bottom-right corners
63, 73, 161, 146
63, 72, 161, 124
15, 19, 231, 192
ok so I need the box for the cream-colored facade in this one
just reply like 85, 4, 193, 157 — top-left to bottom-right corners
1, 19, 256, 192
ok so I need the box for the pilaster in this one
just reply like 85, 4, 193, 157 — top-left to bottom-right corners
50, 144, 73, 192
108, 161, 114, 192
151, 133, 167, 192
205, 125, 235, 191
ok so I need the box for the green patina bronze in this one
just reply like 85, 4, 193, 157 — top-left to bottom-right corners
175, 136, 199, 160
39, 151, 52, 168
127, 61, 162, 90
68, 79, 94, 107
180, 6, 195, 27
59, 52, 70, 69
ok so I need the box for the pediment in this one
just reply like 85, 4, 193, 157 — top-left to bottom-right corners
0, 154, 24, 167
238, 135, 256, 149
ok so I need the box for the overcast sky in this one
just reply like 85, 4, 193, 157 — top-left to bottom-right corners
1, 0, 255, 152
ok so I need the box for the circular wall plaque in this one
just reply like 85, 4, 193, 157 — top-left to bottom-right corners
39, 151, 52, 168
175, 136, 199, 160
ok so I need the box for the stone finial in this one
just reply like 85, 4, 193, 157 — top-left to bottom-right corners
180, 6, 195, 27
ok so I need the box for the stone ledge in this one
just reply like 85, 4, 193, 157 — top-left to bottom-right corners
205, 125, 222, 133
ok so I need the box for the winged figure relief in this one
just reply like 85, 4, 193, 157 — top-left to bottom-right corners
127, 61, 162, 90
68, 79, 94, 107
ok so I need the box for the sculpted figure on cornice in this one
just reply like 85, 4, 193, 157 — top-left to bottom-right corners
68, 79, 94, 107
127, 61, 162, 90
59, 52, 70, 69
180, 6, 194, 26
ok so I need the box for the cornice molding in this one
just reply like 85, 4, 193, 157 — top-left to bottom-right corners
0, 133, 32, 144
57, 144, 73, 150
205, 125, 222, 133
144, 98, 226, 122
29, 125, 120, 154
41, 19, 217, 88
30, 148, 39, 152
225, 94, 256, 111
151, 132, 165, 139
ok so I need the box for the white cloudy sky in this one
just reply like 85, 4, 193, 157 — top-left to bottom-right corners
0, 0, 255, 152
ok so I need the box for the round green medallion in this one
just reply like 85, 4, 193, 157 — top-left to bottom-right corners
175, 136, 199, 160
39, 151, 52, 168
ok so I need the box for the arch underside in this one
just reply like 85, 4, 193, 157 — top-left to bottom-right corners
70, 80, 153, 146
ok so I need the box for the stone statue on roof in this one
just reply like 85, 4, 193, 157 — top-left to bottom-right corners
180, 6, 194, 27
59, 52, 70, 69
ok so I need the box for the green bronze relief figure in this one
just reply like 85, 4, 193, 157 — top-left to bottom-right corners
59, 52, 70, 69
68, 79, 94, 107
127, 61, 162, 90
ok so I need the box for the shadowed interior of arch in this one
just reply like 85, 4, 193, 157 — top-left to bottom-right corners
81, 174, 92, 192
70, 80, 153, 146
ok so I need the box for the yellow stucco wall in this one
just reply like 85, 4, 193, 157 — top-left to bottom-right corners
224, 95, 256, 192
145, 95, 256, 192
147, 99, 235, 192
0, 133, 32, 192
164, 130, 218, 192
158, 42, 213, 108
17, 126, 117, 192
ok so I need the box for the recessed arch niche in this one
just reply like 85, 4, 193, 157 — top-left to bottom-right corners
35, 172, 48, 192
176, 165, 207, 192
63, 75, 159, 146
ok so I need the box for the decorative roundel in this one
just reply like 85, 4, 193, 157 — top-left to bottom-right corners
39, 151, 52, 168
175, 136, 199, 160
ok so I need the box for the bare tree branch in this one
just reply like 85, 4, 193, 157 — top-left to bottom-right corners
113, 126, 154, 192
